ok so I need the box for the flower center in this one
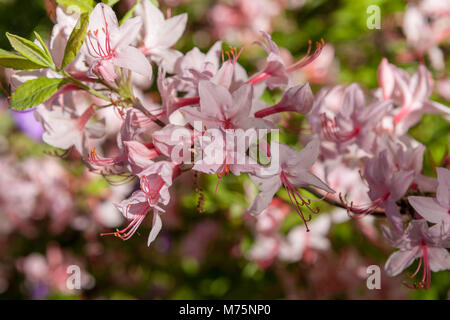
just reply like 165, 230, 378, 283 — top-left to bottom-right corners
320, 113, 361, 143
87, 6, 115, 60
141, 175, 166, 206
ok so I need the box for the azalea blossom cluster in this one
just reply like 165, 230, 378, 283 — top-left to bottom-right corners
1, 0, 449, 291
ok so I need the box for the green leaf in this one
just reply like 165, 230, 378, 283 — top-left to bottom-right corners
33, 32, 53, 62
101, 0, 120, 6
120, 0, 143, 25
61, 13, 90, 69
9, 78, 67, 111
55, 0, 95, 13
6, 33, 54, 69
0, 49, 43, 70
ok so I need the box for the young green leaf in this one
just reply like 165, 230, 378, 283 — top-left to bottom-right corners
61, 13, 90, 69
6, 33, 55, 69
0, 49, 43, 70
55, 0, 95, 13
9, 77, 67, 111
33, 32, 53, 62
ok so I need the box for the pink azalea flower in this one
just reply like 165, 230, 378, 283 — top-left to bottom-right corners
152, 124, 194, 163
179, 80, 276, 130
319, 83, 392, 154
383, 219, 450, 289
247, 32, 325, 89
103, 190, 162, 246
378, 134, 437, 193
248, 139, 334, 230
100, 157, 179, 245
278, 214, 331, 263
35, 93, 105, 155
172, 41, 223, 94
124, 140, 158, 169
402, 3, 450, 69
341, 150, 415, 234
192, 128, 262, 192
85, 3, 151, 82
136, 0, 187, 73
137, 161, 178, 207
247, 234, 280, 268
255, 198, 290, 235
409, 167, 450, 224
377, 59, 450, 134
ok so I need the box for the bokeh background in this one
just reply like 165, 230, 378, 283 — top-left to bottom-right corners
0, 0, 449, 299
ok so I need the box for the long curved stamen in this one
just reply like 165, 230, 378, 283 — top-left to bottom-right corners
281, 172, 320, 231
101, 214, 146, 240
221, 46, 243, 65
246, 40, 325, 86
101, 202, 148, 240
339, 192, 390, 218
87, 6, 115, 60
403, 241, 431, 290
85, 147, 124, 168
215, 165, 230, 195
285, 39, 326, 73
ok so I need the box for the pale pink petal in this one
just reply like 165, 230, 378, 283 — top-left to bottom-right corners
113, 46, 152, 77
286, 170, 334, 194
408, 196, 448, 224
156, 13, 188, 48
378, 58, 395, 100
389, 170, 415, 201
149, 48, 183, 73
113, 17, 143, 49
230, 83, 253, 118
287, 138, 321, 169
384, 246, 421, 277
436, 167, 450, 208
88, 3, 119, 34
384, 199, 404, 235
428, 247, 450, 272
147, 211, 162, 246
198, 80, 233, 119
248, 175, 283, 216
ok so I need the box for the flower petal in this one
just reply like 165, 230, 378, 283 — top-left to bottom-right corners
436, 167, 450, 209
384, 246, 421, 277
428, 247, 450, 272
408, 196, 448, 224
113, 46, 152, 77
147, 210, 162, 246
